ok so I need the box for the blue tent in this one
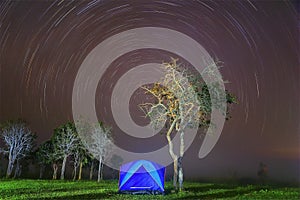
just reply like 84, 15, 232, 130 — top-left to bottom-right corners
118, 160, 165, 194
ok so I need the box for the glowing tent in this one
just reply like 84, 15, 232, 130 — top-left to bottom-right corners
118, 160, 165, 194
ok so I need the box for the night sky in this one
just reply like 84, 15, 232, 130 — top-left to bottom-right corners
0, 0, 299, 182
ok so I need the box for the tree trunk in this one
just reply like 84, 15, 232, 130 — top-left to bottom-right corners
53, 163, 58, 180
89, 161, 94, 180
178, 161, 183, 191
178, 131, 185, 191
60, 155, 67, 180
6, 160, 14, 178
173, 157, 178, 189
73, 166, 77, 181
166, 118, 179, 189
78, 161, 83, 180
100, 161, 103, 180
97, 156, 102, 182
13, 159, 21, 178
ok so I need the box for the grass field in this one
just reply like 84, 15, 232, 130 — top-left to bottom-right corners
0, 179, 299, 200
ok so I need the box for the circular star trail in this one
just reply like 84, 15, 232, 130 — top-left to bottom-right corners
0, 0, 298, 180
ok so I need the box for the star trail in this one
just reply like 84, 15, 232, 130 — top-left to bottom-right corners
0, 0, 299, 181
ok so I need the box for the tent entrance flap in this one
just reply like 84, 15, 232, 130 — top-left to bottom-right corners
118, 160, 166, 195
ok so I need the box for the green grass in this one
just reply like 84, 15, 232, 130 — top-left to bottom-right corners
0, 179, 299, 199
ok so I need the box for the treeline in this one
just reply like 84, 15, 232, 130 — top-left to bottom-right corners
0, 119, 116, 181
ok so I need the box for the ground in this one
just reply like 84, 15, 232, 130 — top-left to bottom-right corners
0, 179, 299, 199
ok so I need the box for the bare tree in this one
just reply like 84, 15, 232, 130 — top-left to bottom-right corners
80, 121, 113, 182
140, 59, 236, 191
52, 122, 80, 180
0, 122, 35, 178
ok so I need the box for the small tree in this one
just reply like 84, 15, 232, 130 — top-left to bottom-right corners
80, 121, 113, 182
52, 122, 80, 180
140, 59, 236, 191
36, 140, 56, 179
0, 121, 35, 178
